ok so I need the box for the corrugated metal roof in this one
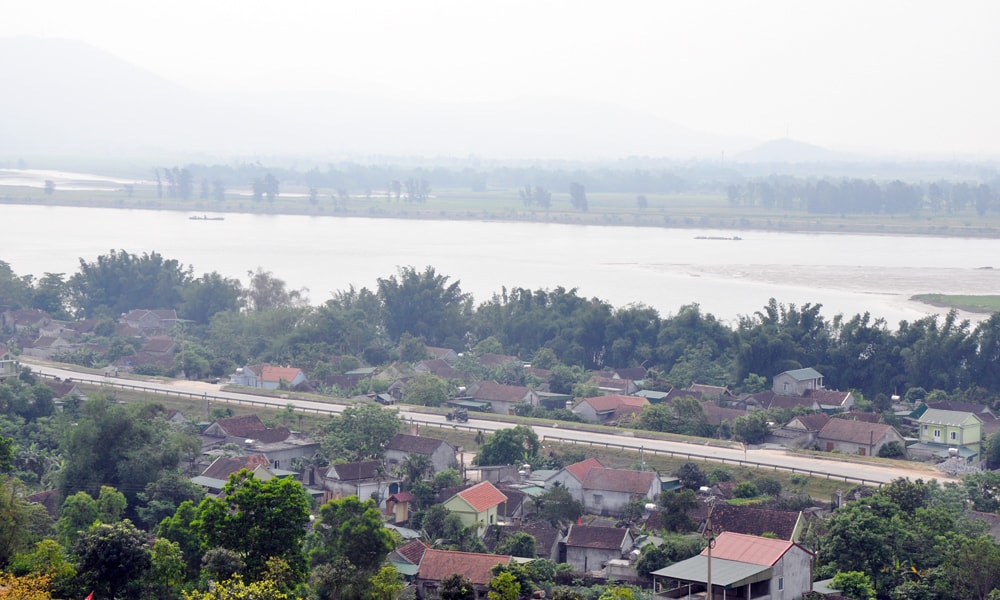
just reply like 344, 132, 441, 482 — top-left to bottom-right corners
651, 556, 771, 588
918, 408, 982, 427
704, 531, 795, 566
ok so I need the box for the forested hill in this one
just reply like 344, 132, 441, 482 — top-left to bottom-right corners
3, 252, 999, 403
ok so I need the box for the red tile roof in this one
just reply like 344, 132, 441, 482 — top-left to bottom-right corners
214, 414, 267, 437
565, 458, 604, 481
704, 531, 806, 566
396, 539, 429, 565
817, 419, 896, 445
578, 394, 648, 413
456, 481, 508, 512
261, 365, 304, 383
201, 454, 271, 480
417, 549, 511, 585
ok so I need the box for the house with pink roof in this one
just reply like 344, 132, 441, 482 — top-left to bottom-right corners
651, 531, 814, 600
442, 480, 509, 536
229, 363, 307, 390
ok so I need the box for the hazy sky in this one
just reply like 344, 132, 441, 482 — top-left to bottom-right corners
4, 0, 999, 157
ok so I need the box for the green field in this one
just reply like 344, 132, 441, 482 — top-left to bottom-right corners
911, 293, 1000, 314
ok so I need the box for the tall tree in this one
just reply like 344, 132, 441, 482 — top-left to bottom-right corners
377, 266, 471, 345
195, 471, 311, 581
321, 402, 401, 462
307, 496, 395, 576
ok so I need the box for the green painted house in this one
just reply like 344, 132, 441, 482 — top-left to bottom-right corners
915, 408, 983, 461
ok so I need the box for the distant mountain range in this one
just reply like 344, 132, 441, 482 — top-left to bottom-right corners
2, 36, 852, 163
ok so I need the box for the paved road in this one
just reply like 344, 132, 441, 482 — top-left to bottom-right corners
24, 360, 948, 486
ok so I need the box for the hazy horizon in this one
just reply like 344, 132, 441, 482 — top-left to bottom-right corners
3, 1, 1000, 161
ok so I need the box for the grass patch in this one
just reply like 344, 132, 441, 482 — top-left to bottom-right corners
911, 293, 1000, 314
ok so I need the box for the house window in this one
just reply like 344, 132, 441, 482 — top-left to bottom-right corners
783, 382, 789, 392
934, 429, 941, 438
593, 494, 603, 506
951, 431, 957, 441
923, 425, 928, 432
778, 577, 784, 591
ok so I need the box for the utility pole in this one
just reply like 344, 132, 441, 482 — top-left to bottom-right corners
704, 502, 717, 600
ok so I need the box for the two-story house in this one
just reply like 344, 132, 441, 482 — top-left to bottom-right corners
772, 368, 824, 396
441, 481, 508, 537
912, 408, 983, 461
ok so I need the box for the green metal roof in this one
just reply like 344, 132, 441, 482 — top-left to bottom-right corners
918, 408, 982, 426
781, 367, 823, 381
651, 556, 771, 588
450, 399, 491, 409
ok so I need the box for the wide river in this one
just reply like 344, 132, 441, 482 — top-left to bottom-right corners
2, 204, 999, 327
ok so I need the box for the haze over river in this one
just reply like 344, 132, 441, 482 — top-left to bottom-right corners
3, 204, 999, 327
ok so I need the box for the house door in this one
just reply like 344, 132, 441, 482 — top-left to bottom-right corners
826, 442, 834, 452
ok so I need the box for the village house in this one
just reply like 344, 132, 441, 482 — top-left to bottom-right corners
466, 380, 539, 415
652, 531, 814, 600
803, 388, 855, 412
560, 524, 634, 573
0, 343, 19, 379
546, 458, 659, 516
120, 309, 180, 334
766, 413, 830, 448
425, 346, 460, 364
587, 375, 639, 396
1, 308, 52, 335
815, 418, 905, 457
701, 504, 806, 542
414, 548, 511, 599
190, 454, 274, 494
229, 364, 308, 390
324, 460, 400, 507
484, 520, 563, 560
442, 481, 508, 537
772, 368, 824, 396
572, 394, 649, 425
384, 432, 459, 474
613, 366, 647, 381
910, 408, 983, 461
926, 400, 1000, 435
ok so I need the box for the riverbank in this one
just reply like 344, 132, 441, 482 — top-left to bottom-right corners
4, 183, 1000, 240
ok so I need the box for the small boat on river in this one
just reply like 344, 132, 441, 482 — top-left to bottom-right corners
189, 215, 225, 221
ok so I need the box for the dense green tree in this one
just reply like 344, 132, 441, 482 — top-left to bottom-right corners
733, 410, 771, 444
307, 496, 395, 574
148, 537, 185, 600
675, 463, 707, 490
243, 267, 307, 312
367, 565, 405, 600
439, 573, 476, 600
195, 471, 311, 581
0, 260, 35, 308
58, 398, 200, 511
0, 477, 42, 567
156, 500, 203, 579
377, 266, 472, 345
831, 571, 875, 600
56, 491, 99, 548
534, 484, 583, 525
496, 532, 537, 558
136, 470, 207, 529
657, 489, 698, 532
72, 519, 151, 600
321, 403, 401, 461
68, 250, 192, 318
405, 373, 449, 407
487, 570, 520, 600
179, 272, 243, 324
474, 425, 540, 467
